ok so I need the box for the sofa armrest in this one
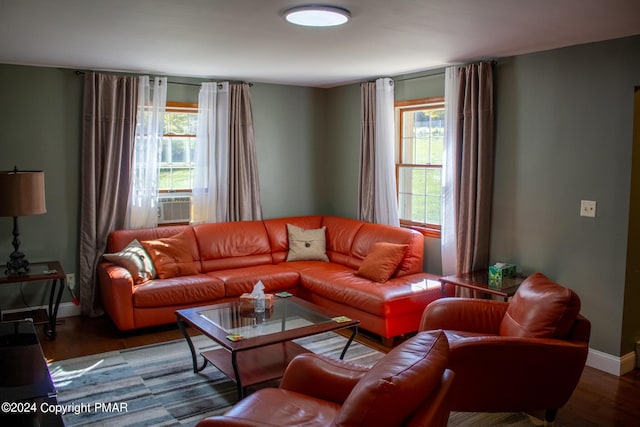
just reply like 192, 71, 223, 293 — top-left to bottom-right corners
279, 353, 369, 404
446, 336, 589, 412
420, 298, 508, 334
97, 262, 136, 330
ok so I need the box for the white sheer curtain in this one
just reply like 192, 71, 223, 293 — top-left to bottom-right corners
374, 77, 400, 226
441, 67, 458, 276
192, 82, 230, 224
125, 76, 166, 229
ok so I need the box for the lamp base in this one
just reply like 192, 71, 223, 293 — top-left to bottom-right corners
6, 216, 30, 276
6, 250, 30, 276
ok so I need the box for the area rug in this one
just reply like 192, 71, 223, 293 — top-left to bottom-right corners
48, 333, 544, 426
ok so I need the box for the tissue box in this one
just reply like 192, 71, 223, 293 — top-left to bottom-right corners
488, 263, 516, 285
239, 293, 274, 311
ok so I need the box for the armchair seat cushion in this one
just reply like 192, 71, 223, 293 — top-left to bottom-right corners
221, 388, 340, 427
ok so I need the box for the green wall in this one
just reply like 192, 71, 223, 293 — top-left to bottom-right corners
0, 66, 81, 310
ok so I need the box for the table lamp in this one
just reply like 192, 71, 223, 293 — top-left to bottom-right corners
0, 167, 46, 276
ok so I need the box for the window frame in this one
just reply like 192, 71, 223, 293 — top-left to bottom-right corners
159, 101, 198, 194
395, 96, 445, 238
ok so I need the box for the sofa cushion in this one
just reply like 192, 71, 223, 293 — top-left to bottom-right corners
208, 265, 300, 297
335, 330, 449, 427
132, 275, 225, 308
350, 222, 424, 277
107, 225, 193, 253
300, 266, 441, 317
141, 231, 200, 279
193, 221, 273, 272
500, 272, 581, 339
286, 224, 329, 262
356, 242, 408, 283
103, 239, 156, 284
321, 216, 365, 265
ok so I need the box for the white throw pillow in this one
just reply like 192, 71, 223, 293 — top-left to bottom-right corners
286, 224, 329, 262
103, 239, 156, 284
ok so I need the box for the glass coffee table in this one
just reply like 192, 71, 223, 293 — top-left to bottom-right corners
176, 296, 359, 399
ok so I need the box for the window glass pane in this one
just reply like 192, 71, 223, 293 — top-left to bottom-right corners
159, 167, 172, 190
161, 138, 171, 163
170, 166, 192, 189
165, 112, 197, 135
397, 165, 441, 226
171, 138, 188, 163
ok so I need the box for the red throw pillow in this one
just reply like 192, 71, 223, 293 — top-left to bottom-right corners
141, 231, 198, 279
356, 242, 408, 282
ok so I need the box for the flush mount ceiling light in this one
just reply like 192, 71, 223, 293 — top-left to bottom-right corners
283, 5, 351, 27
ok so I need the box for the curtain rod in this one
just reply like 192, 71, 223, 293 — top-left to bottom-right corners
371, 60, 497, 85
74, 70, 252, 87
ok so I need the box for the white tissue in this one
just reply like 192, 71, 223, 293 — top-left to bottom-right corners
250, 280, 265, 297
251, 280, 266, 312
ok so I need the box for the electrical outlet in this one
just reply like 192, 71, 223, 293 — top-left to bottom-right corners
65, 273, 80, 305
580, 200, 597, 218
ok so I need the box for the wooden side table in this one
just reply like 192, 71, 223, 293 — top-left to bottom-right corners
439, 270, 525, 301
0, 261, 66, 339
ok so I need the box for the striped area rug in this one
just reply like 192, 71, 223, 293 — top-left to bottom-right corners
48, 332, 543, 426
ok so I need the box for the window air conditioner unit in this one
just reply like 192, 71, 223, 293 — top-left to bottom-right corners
157, 194, 191, 224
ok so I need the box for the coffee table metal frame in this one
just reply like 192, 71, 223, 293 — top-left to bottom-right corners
176, 296, 359, 399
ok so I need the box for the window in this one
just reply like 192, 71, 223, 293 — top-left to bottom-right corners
395, 97, 445, 237
160, 102, 198, 192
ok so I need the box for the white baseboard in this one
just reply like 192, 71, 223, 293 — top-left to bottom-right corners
586, 347, 636, 376
2, 301, 81, 319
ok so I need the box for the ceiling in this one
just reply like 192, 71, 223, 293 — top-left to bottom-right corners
1, 0, 639, 88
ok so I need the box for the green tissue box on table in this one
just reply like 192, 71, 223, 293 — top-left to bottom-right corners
489, 263, 516, 287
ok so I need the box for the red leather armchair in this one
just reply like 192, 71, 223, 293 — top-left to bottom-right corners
197, 330, 455, 427
420, 272, 591, 423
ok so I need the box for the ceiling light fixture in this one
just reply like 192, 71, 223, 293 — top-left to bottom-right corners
283, 5, 351, 27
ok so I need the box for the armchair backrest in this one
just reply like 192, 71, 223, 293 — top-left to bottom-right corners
500, 272, 581, 339
334, 330, 452, 427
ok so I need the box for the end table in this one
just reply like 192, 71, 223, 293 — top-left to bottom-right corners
0, 261, 66, 339
439, 270, 525, 301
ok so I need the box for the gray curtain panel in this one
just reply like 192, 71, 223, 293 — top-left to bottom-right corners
358, 81, 376, 223
228, 83, 262, 221
79, 72, 138, 316
450, 61, 495, 280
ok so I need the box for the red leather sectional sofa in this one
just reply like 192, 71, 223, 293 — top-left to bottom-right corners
98, 215, 452, 341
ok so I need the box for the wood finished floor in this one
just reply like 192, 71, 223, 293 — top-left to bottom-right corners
38, 315, 640, 427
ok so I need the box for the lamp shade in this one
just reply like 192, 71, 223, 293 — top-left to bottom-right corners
0, 170, 46, 217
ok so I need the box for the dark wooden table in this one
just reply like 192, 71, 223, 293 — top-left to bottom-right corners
176, 296, 359, 399
439, 270, 525, 301
1, 261, 66, 339
0, 319, 64, 426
